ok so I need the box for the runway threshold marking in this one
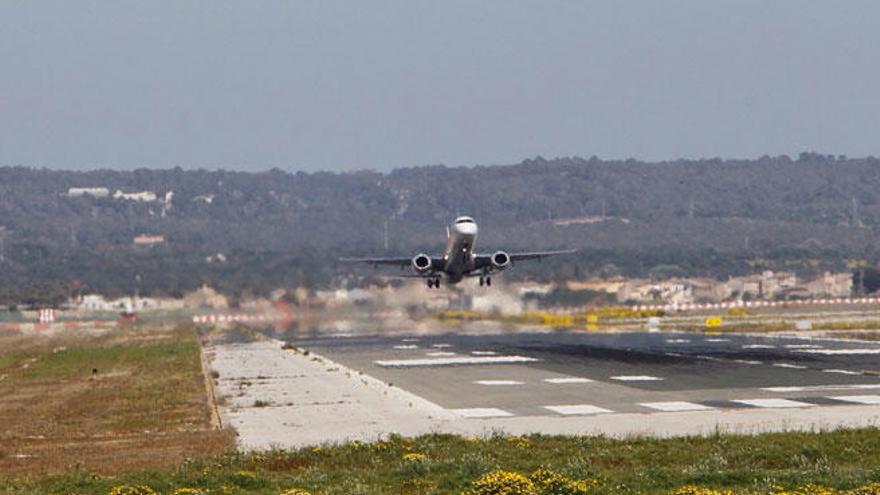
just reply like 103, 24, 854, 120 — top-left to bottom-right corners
426, 351, 456, 357
453, 408, 513, 418
795, 349, 880, 355
431, 343, 452, 348
474, 380, 524, 386
829, 395, 880, 405
543, 377, 594, 384
822, 369, 862, 375
743, 344, 775, 349
393, 345, 419, 350
763, 384, 880, 393
772, 363, 808, 369
639, 401, 714, 412
472, 351, 497, 356
705, 338, 731, 343
374, 355, 539, 368
610, 375, 663, 382
732, 398, 814, 408
544, 404, 613, 416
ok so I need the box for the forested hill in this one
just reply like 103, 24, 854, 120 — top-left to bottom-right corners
3, 152, 880, 304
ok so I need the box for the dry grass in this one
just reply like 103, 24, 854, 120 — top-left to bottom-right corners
0, 323, 234, 476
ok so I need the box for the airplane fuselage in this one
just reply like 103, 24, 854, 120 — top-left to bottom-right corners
441, 217, 479, 283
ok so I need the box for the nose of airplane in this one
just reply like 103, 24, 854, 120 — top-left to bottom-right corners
454, 222, 478, 236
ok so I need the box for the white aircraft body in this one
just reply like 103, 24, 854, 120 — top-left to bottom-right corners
343, 216, 574, 288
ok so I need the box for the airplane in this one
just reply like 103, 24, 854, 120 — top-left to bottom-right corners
342, 216, 575, 288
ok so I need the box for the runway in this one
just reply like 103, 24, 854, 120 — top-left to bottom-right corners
282, 330, 880, 419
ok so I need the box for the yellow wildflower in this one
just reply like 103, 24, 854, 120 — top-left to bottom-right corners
668, 486, 734, 495
107, 486, 158, 495
463, 469, 538, 495
849, 483, 880, 495
172, 489, 206, 495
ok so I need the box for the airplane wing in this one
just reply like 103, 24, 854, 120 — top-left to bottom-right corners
473, 249, 576, 270
340, 256, 445, 271
339, 257, 413, 268
508, 249, 578, 262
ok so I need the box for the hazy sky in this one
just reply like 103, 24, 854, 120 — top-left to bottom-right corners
2, 1, 879, 172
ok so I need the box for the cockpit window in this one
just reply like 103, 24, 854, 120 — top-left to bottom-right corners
455, 217, 474, 224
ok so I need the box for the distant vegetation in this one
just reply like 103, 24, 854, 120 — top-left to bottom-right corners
3, 153, 880, 305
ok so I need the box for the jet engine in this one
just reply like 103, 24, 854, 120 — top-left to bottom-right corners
491, 251, 511, 270
412, 253, 432, 273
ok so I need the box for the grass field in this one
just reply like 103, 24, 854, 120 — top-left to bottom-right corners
2, 428, 880, 494
0, 323, 233, 477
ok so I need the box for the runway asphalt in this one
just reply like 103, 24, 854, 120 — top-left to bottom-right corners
270, 329, 880, 419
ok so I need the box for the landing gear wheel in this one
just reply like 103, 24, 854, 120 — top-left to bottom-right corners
427, 278, 434, 288
486, 277, 492, 286
479, 277, 484, 287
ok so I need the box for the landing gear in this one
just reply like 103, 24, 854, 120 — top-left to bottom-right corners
478, 275, 492, 287
427, 277, 441, 289
486, 276, 492, 286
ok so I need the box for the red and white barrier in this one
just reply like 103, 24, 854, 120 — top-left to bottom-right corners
632, 297, 880, 313
191, 314, 272, 324
38, 308, 56, 323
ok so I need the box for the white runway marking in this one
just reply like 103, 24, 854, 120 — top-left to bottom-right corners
471, 351, 497, 356
640, 401, 714, 412
785, 344, 823, 349
829, 395, 880, 405
823, 369, 862, 375
401, 338, 420, 342
763, 384, 880, 393
393, 345, 418, 350
695, 355, 723, 362
611, 375, 663, 382
544, 404, 613, 416
453, 408, 514, 418
665, 339, 691, 344
733, 359, 763, 365
795, 348, 880, 355
733, 398, 814, 409
426, 352, 456, 357
705, 338, 731, 343
375, 355, 539, 368
743, 344, 775, 349
543, 377, 594, 384
474, 380, 524, 386
772, 363, 807, 369
431, 343, 452, 348
664, 352, 684, 357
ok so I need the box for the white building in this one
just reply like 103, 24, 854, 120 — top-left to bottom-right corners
113, 190, 158, 202
67, 187, 110, 198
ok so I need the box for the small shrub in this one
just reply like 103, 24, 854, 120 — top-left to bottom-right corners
529, 468, 596, 495
107, 486, 158, 495
849, 483, 880, 495
172, 489, 206, 495
280, 489, 312, 495
668, 486, 734, 495
463, 469, 538, 495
